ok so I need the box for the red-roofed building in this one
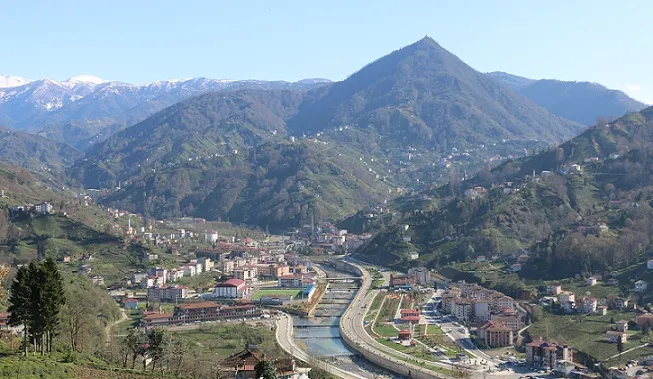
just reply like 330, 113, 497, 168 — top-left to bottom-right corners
390, 274, 415, 289
478, 321, 513, 348
123, 298, 139, 310
398, 329, 412, 341
214, 278, 250, 298
141, 312, 174, 329
400, 309, 421, 323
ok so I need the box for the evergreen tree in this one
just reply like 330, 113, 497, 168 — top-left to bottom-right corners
254, 360, 276, 379
7, 265, 32, 356
643, 322, 650, 336
146, 328, 169, 372
39, 257, 65, 353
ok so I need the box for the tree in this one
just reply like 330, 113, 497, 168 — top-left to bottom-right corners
7, 265, 33, 356
146, 328, 169, 372
617, 337, 624, 358
643, 322, 650, 336
39, 258, 65, 353
254, 360, 276, 379
122, 328, 143, 368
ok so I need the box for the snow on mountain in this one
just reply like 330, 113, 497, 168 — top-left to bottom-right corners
0, 74, 331, 148
0, 74, 31, 88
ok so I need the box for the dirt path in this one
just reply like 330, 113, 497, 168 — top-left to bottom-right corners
106, 308, 128, 343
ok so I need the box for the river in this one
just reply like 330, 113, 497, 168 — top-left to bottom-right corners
291, 264, 400, 378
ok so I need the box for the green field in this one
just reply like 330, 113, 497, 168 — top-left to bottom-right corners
171, 323, 280, 359
528, 311, 646, 362
373, 324, 400, 338
251, 288, 303, 300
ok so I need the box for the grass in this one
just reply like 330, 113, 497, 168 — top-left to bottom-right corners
528, 310, 642, 362
373, 324, 399, 338
364, 292, 385, 322
427, 324, 444, 335
251, 288, 303, 300
376, 337, 445, 364
170, 322, 281, 359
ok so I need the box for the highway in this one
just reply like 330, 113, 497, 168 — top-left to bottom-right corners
339, 258, 459, 378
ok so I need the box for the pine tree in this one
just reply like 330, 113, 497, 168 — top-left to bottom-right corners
7, 265, 32, 356
254, 360, 277, 379
40, 258, 65, 353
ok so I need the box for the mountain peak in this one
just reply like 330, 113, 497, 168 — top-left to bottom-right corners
0, 74, 31, 88
64, 75, 107, 85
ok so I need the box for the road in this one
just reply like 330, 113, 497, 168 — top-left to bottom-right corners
275, 313, 365, 379
340, 258, 460, 378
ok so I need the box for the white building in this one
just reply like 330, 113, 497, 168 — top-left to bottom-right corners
408, 267, 431, 285
635, 280, 648, 293
206, 230, 219, 243
453, 300, 473, 320
182, 265, 196, 277
647, 259, 653, 270
213, 279, 250, 298
474, 300, 490, 321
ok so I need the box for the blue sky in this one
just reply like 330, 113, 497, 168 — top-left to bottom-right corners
2, 1, 652, 103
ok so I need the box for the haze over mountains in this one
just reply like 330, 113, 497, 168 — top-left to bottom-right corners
487, 71, 647, 125
0, 36, 649, 230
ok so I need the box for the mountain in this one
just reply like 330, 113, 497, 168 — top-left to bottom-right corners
488, 72, 647, 125
355, 106, 653, 280
71, 37, 592, 229
287, 37, 582, 151
0, 126, 81, 170
0, 76, 330, 149
0, 74, 31, 88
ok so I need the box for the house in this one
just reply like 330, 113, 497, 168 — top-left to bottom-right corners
635, 280, 648, 293
648, 259, 653, 270
559, 292, 576, 312
586, 277, 597, 286
526, 338, 574, 369
214, 279, 251, 299
220, 345, 310, 379
397, 329, 412, 341
579, 297, 598, 314
510, 263, 522, 272
399, 309, 421, 324
636, 313, 653, 327
407, 251, 419, 260
606, 331, 628, 344
606, 278, 619, 286
607, 296, 629, 310
615, 320, 628, 332
477, 321, 513, 348
123, 298, 139, 310
476, 256, 487, 263
596, 305, 608, 316
547, 285, 562, 295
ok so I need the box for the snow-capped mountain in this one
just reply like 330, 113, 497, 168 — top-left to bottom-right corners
0, 75, 331, 149
0, 74, 31, 88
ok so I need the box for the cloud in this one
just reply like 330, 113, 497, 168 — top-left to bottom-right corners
626, 84, 641, 92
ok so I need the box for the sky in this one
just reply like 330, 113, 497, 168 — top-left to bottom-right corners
2, 1, 652, 103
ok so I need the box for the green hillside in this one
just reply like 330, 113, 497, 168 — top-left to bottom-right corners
357, 106, 653, 279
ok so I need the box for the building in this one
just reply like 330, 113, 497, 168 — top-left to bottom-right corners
586, 277, 597, 286
635, 280, 648, 293
616, 320, 628, 332
526, 338, 574, 369
408, 267, 431, 285
147, 286, 188, 301
496, 296, 514, 310
399, 309, 421, 324
205, 230, 219, 244
452, 300, 473, 321
278, 274, 305, 288
636, 313, 653, 327
510, 263, 522, 272
234, 268, 257, 281
397, 329, 412, 341
648, 259, 653, 270
559, 292, 576, 312
490, 311, 522, 332
547, 285, 562, 295
34, 202, 53, 214
123, 298, 139, 310
214, 278, 250, 299
474, 300, 490, 321
606, 331, 628, 343
142, 304, 263, 330
579, 297, 598, 314
221, 345, 310, 379
389, 274, 415, 289
607, 296, 629, 310
478, 321, 513, 348
174, 301, 221, 323
596, 305, 608, 315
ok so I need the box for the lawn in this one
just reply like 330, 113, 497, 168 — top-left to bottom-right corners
251, 288, 303, 300
378, 295, 400, 322
528, 310, 642, 362
373, 324, 399, 338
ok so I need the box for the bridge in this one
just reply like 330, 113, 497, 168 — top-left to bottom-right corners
324, 276, 362, 281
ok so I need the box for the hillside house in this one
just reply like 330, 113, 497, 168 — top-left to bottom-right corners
648, 259, 653, 270
547, 285, 562, 295
607, 296, 629, 310
615, 320, 628, 332
586, 277, 597, 286
606, 331, 628, 344
510, 263, 522, 272
635, 280, 648, 293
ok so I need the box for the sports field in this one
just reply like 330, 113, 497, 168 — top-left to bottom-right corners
251, 288, 303, 300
